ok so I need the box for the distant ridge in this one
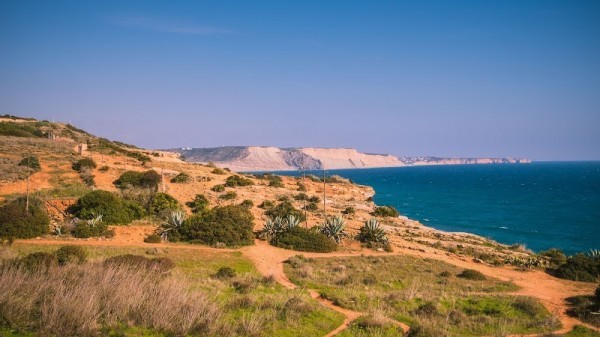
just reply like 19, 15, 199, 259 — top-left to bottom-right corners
166, 146, 530, 172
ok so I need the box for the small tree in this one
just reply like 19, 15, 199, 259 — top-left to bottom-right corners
18, 156, 41, 172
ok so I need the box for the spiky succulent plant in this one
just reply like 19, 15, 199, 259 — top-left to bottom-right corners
320, 216, 348, 244
284, 215, 301, 229
259, 216, 286, 239
160, 210, 187, 241
357, 218, 388, 244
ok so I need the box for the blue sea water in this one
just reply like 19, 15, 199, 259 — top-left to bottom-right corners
276, 162, 600, 256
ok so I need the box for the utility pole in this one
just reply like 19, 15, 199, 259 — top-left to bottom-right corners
322, 166, 326, 224
26, 174, 30, 212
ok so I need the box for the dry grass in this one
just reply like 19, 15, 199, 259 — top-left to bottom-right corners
0, 261, 221, 336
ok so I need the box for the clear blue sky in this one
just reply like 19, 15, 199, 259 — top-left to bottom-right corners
1, 1, 599, 160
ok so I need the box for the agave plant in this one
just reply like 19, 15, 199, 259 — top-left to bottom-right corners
160, 210, 187, 241
284, 215, 301, 230
358, 218, 388, 244
86, 213, 103, 227
320, 216, 348, 244
587, 249, 600, 259
259, 216, 286, 239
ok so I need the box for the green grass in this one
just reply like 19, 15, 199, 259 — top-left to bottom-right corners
562, 325, 600, 337
284, 254, 559, 336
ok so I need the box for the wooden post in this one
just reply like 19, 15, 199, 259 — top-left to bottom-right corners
25, 174, 30, 212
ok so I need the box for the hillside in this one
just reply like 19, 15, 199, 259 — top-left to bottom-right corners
0, 116, 597, 337
169, 146, 530, 172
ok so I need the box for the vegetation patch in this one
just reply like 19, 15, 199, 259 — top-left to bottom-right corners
186, 194, 210, 213
265, 201, 306, 221
271, 227, 337, 253
284, 255, 552, 336
68, 190, 144, 225
170, 172, 191, 183
0, 197, 49, 239
174, 205, 254, 247
225, 175, 254, 187
371, 205, 400, 217
553, 253, 600, 282
113, 170, 161, 190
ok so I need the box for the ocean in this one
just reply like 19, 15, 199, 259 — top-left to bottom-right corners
275, 162, 600, 256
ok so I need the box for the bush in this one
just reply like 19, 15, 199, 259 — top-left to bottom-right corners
186, 194, 210, 213
267, 175, 283, 187
149, 192, 179, 215
113, 170, 161, 189
555, 254, 600, 282
170, 172, 191, 183
458, 269, 486, 280
258, 200, 274, 209
144, 233, 162, 243
211, 168, 226, 175
18, 156, 41, 172
68, 190, 144, 225
371, 205, 400, 217
211, 184, 225, 192
19, 251, 58, 271
104, 254, 175, 273
71, 221, 113, 238
219, 191, 238, 200
225, 175, 254, 187
294, 193, 309, 201
342, 206, 355, 215
72, 158, 96, 172
270, 227, 337, 253
265, 201, 306, 221
297, 182, 307, 191
539, 248, 567, 267
215, 266, 237, 279
55, 245, 87, 265
240, 199, 254, 209
98, 165, 109, 172
175, 206, 254, 247
304, 202, 319, 212
0, 122, 44, 137
0, 197, 49, 239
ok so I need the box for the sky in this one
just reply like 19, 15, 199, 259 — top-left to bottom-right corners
1, 1, 599, 160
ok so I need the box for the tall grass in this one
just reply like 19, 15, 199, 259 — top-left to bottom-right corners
0, 262, 221, 336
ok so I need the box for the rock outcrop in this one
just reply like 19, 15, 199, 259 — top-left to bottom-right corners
169, 146, 530, 172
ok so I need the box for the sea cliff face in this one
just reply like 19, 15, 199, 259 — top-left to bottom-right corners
169, 146, 530, 172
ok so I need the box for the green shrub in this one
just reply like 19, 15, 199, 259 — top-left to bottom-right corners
294, 193, 309, 201
342, 206, 355, 215
458, 269, 486, 280
268, 175, 284, 187
104, 254, 175, 273
304, 202, 319, 212
0, 197, 49, 239
0, 122, 44, 138
149, 192, 179, 215
71, 222, 113, 238
258, 200, 274, 209
215, 266, 237, 279
170, 172, 191, 183
225, 175, 254, 187
18, 156, 41, 172
113, 170, 161, 189
270, 227, 336, 253
55, 245, 87, 265
186, 194, 210, 213
72, 158, 96, 172
555, 254, 600, 282
98, 165, 109, 172
219, 191, 237, 200
68, 190, 144, 225
175, 205, 254, 247
19, 251, 58, 271
265, 201, 306, 221
371, 205, 400, 217
297, 182, 307, 191
307, 196, 320, 203
240, 199, 254, 209
144, 233, 162, 243
211, 168, 226, 175
211, 184, 225, 192
539, 248, 567, 267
